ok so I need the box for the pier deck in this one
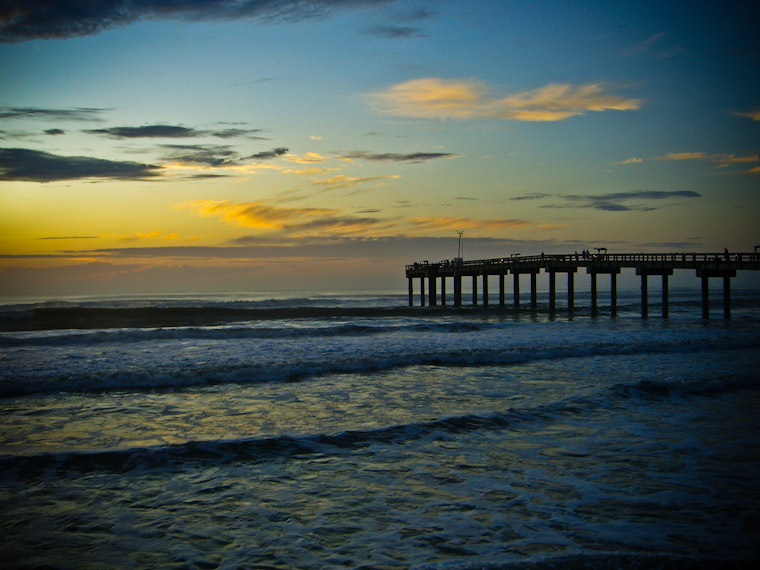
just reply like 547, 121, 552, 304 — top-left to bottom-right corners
405, 252, 760, 318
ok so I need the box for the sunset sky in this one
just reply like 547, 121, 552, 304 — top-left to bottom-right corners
1, 1, 758, 297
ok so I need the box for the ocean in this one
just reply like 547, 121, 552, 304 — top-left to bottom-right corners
1, 287, 759, 569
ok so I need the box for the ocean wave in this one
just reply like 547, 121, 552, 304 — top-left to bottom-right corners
5, 361, 759, 476
0, 305, 436, 332
0, 392, 595, 475
0, 318, 494, 347
451, 553, 758, 569
1, 326, 759, 397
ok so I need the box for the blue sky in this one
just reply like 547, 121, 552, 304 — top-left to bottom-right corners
1, 0, 758, 296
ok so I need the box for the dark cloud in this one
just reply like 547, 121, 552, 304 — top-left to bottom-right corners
511, 193, 551, 201
0, 0, 397, 42
160, 144, 240, 167
0, 147, 161, 182
0, 106, 105, 121
160, 145, 287, 166
84, 124, 266, 139
512, 190, 700, 211
85, 125, 199, 138
249, 147, 288, 160
185, 173, 233, 180
44, 128, 65, 135
211, 128, 266, 139
340, 151, 457, 163
366, 24, 424, 38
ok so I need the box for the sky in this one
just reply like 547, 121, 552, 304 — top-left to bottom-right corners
1, 0, 758, 297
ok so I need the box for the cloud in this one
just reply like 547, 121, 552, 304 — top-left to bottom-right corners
43, 128, 66, 136
510, 193, 551, 201
285, 152, 327, 164
653, 151, 759, 169
36, 235, 97, 240
364, 3, 433, 39
179, 199, 387, 236
365, 78, 642, 121
625, 33, 683, 58
312, 174, 400, 190
0, 147, 161, 182
733, 109, 760, 121
160, 145, 287, 168
411, 216, 535, 232
616, 157, 643, 164
366, 24, 424, 39
0, 0, 397, 42
249, 147, 288, 160
517, 190, 701, 212
86, 125, 199, 138
338, 151, 458, 163
84, 124, 266, 139
160, 144, 240, 167
211, 128, 267, 139
0, 106, 105, 121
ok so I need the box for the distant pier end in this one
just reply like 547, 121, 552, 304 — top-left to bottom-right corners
405, 252, 760, 318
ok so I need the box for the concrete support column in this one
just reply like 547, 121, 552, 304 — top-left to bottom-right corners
454, 275, 462, 307
514, 273, 520, 307
499, 274, 505, 306
441, 276, 446, 306
662, 274, 669, 318
611, 273, 617, 317
420, 277, 425, 307
408, 277, 414, 307
428, 276, 437, 307
724, 274, 731, 319
472, 274, 478, 306
549, 272, 556, 311
641, 273, 648, 319
590, 273, 598, 317
530, 273, 537, 307
482, 274, 489, 307
568, 272, 575, 312
697, 269, 734, 320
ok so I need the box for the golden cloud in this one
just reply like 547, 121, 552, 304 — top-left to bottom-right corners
178, 200, 390, 236
654, 152, 759, 168
113, 230, 182, 242
366, 78, 642, 121
411, 216, 534, 231
733, 109, 760, 121
312, 174, 401, 190
180, 200, 338, 230
284, 152, 326, 164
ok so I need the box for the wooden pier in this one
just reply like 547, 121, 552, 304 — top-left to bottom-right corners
406, 252, 760, 318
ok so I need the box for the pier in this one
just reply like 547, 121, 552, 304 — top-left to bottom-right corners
406, 252, 760, 318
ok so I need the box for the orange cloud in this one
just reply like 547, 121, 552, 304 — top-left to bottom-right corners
366, 78, 641, 121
